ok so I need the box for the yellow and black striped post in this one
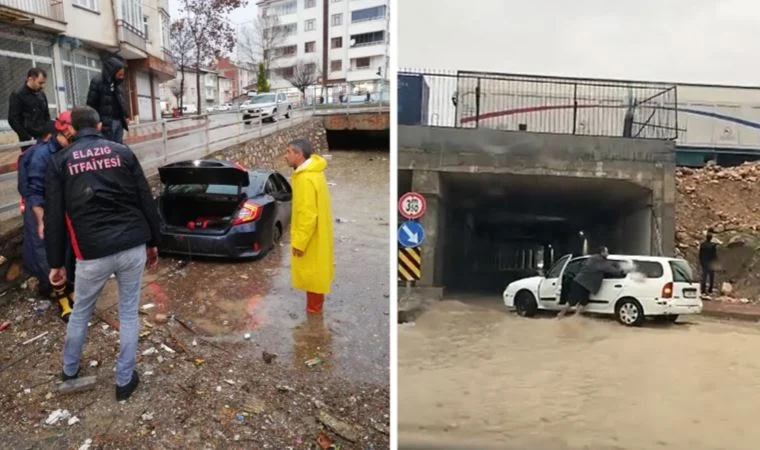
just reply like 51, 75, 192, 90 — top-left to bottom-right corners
398, 247, 422, 281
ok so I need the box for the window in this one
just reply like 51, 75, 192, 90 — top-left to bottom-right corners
305, 41, 316, 53
331, 13, 342, 26
546, 254, 572, 279
276, 45, 297, 57
632, 260, 665, 278
121, 0, 144, 32
330, 60, 342, 72
160, 9, 170, 49
305, 19, 316, 31
304, 0, 316, 8
669, 260, 695, 283
603, 259, 627, 279
143, 16, 149, 40
351, 5, 386, 22
73, 0, 99, 11
351, 30, 384, 46
355, 57, 370, 69
275, 66, 295, 78
282, 23, 297, 35
273, 0, 297, 15
331, 37, 343, 49
332, 0, 342, 2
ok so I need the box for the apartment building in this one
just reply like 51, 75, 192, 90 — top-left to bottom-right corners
216, 56, 258, 99
160, 67, 231, 112
256, 0, 389, 99
0, 0, 176, 130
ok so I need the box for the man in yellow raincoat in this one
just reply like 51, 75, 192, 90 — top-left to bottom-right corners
285, 139, 335, 313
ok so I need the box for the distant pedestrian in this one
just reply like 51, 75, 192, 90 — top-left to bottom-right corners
86, 54, 130, 144
8, 67, 51, 151
557, 246, 626, 318
284, 139, 334, 314
699, 232, 718, 294
45, 106, 160, 401
17, 112, 77, 319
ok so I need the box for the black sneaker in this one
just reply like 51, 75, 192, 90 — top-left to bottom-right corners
115, 371, 139, 401
61, 367, 80, 381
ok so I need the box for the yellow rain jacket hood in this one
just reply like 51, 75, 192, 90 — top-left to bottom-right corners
290, 154, 335, 294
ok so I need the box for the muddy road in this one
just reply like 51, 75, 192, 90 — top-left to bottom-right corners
0, 150, 389, 449
399, 299, 760, 450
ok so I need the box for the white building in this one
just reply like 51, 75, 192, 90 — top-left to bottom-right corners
160, 67, 231, 112
0, 0, 176, 133
256, 0, 389, 100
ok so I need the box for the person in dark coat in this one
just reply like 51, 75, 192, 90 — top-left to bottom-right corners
86, 54, 130, 144
699, 232, 718, 294
17, 112, 76, 313
8, 67, 51, 151
557, 246, 626, 318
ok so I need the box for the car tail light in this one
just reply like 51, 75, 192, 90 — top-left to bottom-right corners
234, 162, 247, 171
232, 201, 262, 225
661, 282, 673, 299
253, 242, 260, 252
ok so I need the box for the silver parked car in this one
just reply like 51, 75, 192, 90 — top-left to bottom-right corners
242, 92, 292, 124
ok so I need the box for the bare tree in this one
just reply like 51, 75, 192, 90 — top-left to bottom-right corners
285, 59, 320, 101
170, 18, 194, 112
238, 12, 286, 79
178, 0, 246, 113
169, 80, 186, 108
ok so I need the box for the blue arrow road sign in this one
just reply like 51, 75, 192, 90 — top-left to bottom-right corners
398, 220, 425, 248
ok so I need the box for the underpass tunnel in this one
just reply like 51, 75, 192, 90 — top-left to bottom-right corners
440, 172, 653, 295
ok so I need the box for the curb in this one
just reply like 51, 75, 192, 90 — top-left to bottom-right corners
701, 305, 760, 322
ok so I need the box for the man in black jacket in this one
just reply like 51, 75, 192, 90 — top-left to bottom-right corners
699, 232, 718, 294
557, 246, 627, 318
8, 67, 50, 150
86, 54, 130, 144
45, 106, 160, 401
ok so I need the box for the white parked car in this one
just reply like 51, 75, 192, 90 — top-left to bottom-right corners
502, 254, 702, 326
216, 103, 232, 112
242, 92, 292, 124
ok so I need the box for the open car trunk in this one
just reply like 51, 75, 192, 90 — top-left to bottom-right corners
160, 194, 242, 234
158, 161, 251, 235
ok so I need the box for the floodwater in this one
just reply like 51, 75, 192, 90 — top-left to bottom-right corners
399, 298, 760, 450
96, 150, 390, 385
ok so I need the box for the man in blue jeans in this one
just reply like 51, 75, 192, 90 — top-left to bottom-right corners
44, 106, 161, 401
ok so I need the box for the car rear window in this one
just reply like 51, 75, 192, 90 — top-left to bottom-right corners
669, 260, 695, 283
166, 184, 239, 195
631, 260, 664, 278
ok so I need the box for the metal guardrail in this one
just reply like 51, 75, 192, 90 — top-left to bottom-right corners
0, 108, 317, 218
399, 68, 679, 140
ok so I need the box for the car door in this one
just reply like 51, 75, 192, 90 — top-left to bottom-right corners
537, 253, 572, 309
269, 173, 293, 227
557, 257, 587, 306
587, 257, 627, 313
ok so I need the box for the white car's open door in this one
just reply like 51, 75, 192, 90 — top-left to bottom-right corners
538, 253, 573, 307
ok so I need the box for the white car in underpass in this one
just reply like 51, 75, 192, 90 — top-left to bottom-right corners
502, 254, 702, 326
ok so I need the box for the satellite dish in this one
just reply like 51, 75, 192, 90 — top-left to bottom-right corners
349, 39, 356, 47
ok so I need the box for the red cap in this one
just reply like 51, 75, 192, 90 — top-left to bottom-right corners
55, 111, 71, 132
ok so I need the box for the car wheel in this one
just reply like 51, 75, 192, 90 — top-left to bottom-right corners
271, 109, 278, 122
285, 108, 291, 119
514, 291, 538, 318
615, 298, 645, 326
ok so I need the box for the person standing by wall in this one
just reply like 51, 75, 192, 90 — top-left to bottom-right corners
8, 68, 51, 151
284, 139, 335, 314
45, 106, 160, 400
699, 232, 718, 295
86, 54, 130, 144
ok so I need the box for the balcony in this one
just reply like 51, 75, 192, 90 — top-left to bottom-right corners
116, 19, 147, 56
162, 47, 174, 64
348, 41, 385, 59
0, 0, 66, 30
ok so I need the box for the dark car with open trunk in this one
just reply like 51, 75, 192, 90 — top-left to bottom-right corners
156, 160, 292, 258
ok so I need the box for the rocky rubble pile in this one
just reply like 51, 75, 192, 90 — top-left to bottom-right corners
676, 161, 760, 302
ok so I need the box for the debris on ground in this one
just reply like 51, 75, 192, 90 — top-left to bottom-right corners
317, 410, 361, 443
305, 357, 323, 367
676, 162, 760, 301
262, 351, 277, 364
45, 409, 71, 425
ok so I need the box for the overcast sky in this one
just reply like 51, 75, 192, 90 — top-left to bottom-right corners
168, 0, 258, 27
399, 0, 760, 85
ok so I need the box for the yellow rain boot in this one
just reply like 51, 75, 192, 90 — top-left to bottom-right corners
53, 284, 73, 323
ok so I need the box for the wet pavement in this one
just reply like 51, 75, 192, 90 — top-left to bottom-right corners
0, 149, 389, 449
96, 150, 390, 385
399, 298, 760, 450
